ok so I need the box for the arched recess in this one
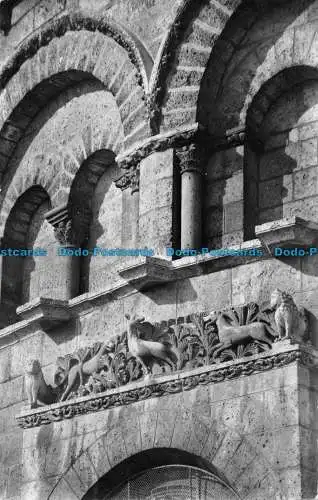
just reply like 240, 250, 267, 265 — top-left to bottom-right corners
68, 149, 120, 294
152, 0, 315, 132
172, 0, 318, 248
0, 185, 51, 325
244, 66, 318, 238
47, 407, 283, 500
0, 75, 125, 241
0, 13, 151, 193
82, 449, 240, 499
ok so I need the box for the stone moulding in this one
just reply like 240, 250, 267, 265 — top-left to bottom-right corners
116, 123, 204, 169
0, 11, 150, 93
256, 217, 318, 250
147, 0, 204, 132
115, 123, 262, 174
117, 256, 174, 289
16, 345, 317, 429
16, 297, 71, 331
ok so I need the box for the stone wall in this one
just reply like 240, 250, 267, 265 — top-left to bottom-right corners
17, 363, 318, 499
0, 0, 318, 498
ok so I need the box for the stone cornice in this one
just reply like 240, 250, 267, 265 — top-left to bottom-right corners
115, 123, 264, 171
116, 123, 207, 169
16, 344, 317, 429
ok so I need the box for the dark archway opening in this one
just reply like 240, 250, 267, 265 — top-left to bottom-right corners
83, 448, 240, 500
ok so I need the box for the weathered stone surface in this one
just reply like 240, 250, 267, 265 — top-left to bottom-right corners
0, 1, 318, 499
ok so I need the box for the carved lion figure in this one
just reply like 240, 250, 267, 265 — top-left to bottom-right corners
25, 359, 56, 409
270, 289, 308, 343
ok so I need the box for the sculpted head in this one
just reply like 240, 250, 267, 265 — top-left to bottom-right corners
25, 359, 42, 374
204, 310, 220, 323
270, 289, 289, 308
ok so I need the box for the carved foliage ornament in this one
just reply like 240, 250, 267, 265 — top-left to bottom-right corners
18, 349, 314, 429
23, 289, 310, 416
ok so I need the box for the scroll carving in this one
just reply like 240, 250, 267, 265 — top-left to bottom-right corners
23, 290, 310, 410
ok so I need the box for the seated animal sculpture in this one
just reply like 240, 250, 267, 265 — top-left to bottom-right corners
125, 314, 178, 377
25, 359, 56, 409
204, 310, 274, 359
270, 289, 308, 342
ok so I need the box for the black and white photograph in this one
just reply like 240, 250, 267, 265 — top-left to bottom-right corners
0, 0, 317, 498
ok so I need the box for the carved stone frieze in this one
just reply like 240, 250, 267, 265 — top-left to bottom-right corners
17, 348, 315, 429
18, 290, 312, 425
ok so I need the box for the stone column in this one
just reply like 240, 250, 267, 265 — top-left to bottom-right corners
45, 204, 85, 300
176, 143, 204, 249
115, 165, 140, 248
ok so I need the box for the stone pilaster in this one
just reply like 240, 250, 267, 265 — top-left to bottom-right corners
176, 143, 205, 249
115, 166, 140, 247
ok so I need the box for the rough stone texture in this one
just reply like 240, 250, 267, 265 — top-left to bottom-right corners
0, 0, 317, 498
19, 364, 316, 500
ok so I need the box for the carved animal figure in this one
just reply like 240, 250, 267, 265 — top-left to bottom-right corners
60, 344, 111, 401
270, 289, 308, 342
204, 310, 274, 359
25, 359, 56, 409
125, 314, 178, 376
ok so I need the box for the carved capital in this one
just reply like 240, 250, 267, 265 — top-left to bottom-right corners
212, 126, 264, 152
115, 165, 140, 194
175, 143, 206, 175
45, 204, 91, 246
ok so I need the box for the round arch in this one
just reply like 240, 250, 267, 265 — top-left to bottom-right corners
82, 449, 241, 500
47, 407, 283, 500
1, 184, 50, 324
0, 12, 151, 184
0, 76, 124, 239
152, 0, 315, 133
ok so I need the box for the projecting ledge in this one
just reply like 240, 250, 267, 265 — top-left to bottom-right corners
117, 256, 174, 290
255, 217, 318, 250
16, 297, 71, 331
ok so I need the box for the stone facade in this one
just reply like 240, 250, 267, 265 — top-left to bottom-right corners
0, 0, 318, 499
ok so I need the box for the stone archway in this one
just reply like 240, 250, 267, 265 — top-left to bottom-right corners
46, 403, 284, 500
151, 0, 316, 133
82, 449, 241, 500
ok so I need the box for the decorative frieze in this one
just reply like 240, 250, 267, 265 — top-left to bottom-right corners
17, 347, 316, 429
17, 290, 314, 428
